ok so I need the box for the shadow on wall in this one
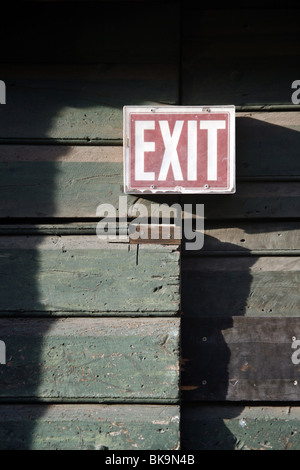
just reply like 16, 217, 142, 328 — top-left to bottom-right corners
0, 1, 298, 450
0, 1, 180, 450
179, 234, 256, 450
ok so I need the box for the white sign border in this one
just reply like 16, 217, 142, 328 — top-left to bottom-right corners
123, 105, 236, 195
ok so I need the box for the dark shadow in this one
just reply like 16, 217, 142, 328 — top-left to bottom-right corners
0, 0, 298, 451
177, 115, 300, 448
0, 0, 181, 449
179, 233, 256, 450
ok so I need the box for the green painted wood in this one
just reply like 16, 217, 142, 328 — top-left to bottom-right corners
2, 166, 299, 218
0, 2, 179, 64
2, 110, 300, 173
0, 64, 177, 142
0, 317, 180, 401
0, 161, 124, 217
0, 404, 180, 450
182, 8, 300, 107
182, 256, 300, 317
0, 237, 180, 314
0, 142, 299, 218
182, 405, 300, 450
0, 145, 179, 217
0, 161, 178, 218
182, 317, 300, 401
0, 221, 298, 254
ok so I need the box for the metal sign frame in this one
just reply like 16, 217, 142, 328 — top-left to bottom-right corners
123, 105, 235, 194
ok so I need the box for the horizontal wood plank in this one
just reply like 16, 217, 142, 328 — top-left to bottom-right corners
182, 181, 300, 219
182, 8, 300, 107
0, 237, 180, 314
181, 317, 300, 401
0, 317, 180, 401
0, 64, 177, 142
2, 110, 300, 169
0, 404, 180, 450
182, 405, 300, 450
186, 221, 300, 255
0, 221, 298, 253
236, 112, 300, 177
181, 256, 300, 317
0, 138, 299, 217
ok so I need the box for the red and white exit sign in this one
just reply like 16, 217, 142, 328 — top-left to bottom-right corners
123, 106, 235, 194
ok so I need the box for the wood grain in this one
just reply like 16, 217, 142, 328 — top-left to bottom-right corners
0, 135, 299, 217
0, 317, 180, 401
182, 317, 300, 401
0, 404, 180, 450
181, 256, 300, 317
182, 181, 300, 219
182, 405, 300, 450
0, 64, 177, 143
190, 221, 300, 254
0, 237, 180, 314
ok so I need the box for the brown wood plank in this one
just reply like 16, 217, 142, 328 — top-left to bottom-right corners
0, 404, 180, 450
188, 221, 300, 255
0, 317, 180, 401
181, 256, 300, 318
182, 317, 300, 401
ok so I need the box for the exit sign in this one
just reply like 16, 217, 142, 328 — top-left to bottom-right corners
123, 106, 235, 194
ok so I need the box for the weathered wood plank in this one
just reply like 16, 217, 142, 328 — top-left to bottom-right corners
236, 112, 300, 177
0, 221, 298, 253
0, 64, 177, 142
182, 182, 300, 219
182, 8, 300, 107
0, 2, 179, 64
184, 221, 300, 255
0, 223, 181, 245
2, 110, 300, 172
0, 142, 299, 218
0, 317, 180, 401
0, 237, 180, 314
0, 404, 180, 450
0, 145, 180, 217
182, 405, 300, 450
181, 256, 300, 317
181, 317, 300, 401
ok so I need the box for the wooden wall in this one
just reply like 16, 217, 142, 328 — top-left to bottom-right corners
0, 1, 299, 450
0, 1, 181, 450
180, 3, 300, 450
